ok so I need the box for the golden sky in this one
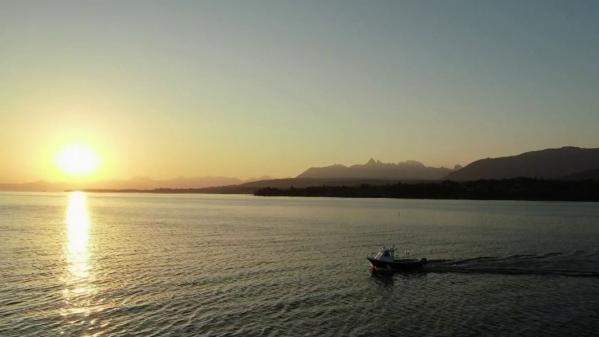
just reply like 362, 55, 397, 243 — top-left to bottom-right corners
2, 1, 598, 183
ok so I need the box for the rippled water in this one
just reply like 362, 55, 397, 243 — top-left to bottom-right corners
1, 192, 598, 336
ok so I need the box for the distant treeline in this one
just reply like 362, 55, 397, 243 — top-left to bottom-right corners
254, 178, 599, 201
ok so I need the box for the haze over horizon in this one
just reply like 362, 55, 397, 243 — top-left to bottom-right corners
2, 1, 599, 183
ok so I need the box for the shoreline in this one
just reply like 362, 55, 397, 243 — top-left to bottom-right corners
254, 178, 599, 202
2, 177, 598, 202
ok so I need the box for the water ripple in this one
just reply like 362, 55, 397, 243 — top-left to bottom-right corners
1, 193, 599, 336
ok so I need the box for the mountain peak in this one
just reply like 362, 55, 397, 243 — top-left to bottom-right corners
403, 160, 425, 167
297, 159, 454, 180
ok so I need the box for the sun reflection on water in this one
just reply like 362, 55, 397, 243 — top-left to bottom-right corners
66, 192, 91, 279
62, 191, 96, 320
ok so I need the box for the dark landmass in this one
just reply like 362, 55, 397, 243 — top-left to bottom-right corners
561, 168, 599, 181
298, 158, 455, 180
445, 147, 599, 181
5, 146, 599, 199
198, 177, 412, 193
254, 178, 599, 201
79, 178, 411, 194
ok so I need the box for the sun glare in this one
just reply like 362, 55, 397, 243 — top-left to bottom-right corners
56, 144, 100, 176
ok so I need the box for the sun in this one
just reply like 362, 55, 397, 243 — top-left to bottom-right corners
56, 144, 101, 177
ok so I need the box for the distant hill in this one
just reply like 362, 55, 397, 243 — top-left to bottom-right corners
0, 176, 264, 192
297, 159, 454, 180
192, 177, 403, 194
446, 147, 599, 181
100, 176, 246, 190
77, 178, 405, 194
0, 180, 67, 192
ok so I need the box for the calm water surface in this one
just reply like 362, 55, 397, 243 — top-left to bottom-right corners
1, 192, 598, 336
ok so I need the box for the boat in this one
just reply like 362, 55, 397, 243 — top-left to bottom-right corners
367, 246, 427, 272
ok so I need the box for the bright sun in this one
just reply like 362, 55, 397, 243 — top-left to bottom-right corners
56, 144, 101, 176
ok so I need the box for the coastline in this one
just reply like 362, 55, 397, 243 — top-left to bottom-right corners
3, 178, 597, 202
254, 178, 599, 202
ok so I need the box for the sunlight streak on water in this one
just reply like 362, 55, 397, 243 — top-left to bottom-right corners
62, 192, 96, 320
66, 192, 91, 280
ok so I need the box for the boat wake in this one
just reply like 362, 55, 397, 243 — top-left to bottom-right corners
420, 250, 599, 277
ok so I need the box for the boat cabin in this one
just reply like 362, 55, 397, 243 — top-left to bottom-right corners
373, 247, 395, 262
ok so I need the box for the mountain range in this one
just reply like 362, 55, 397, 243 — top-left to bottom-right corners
297, 159, 456, 180
2, 146, 598, 192
140, 146, 599, 194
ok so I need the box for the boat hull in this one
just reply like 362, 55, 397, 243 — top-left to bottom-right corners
367, 257, 427, 271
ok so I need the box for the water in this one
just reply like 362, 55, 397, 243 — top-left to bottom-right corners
1, 192, 598, 336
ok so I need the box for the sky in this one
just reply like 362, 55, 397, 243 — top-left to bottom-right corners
1, 0, 599, 182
